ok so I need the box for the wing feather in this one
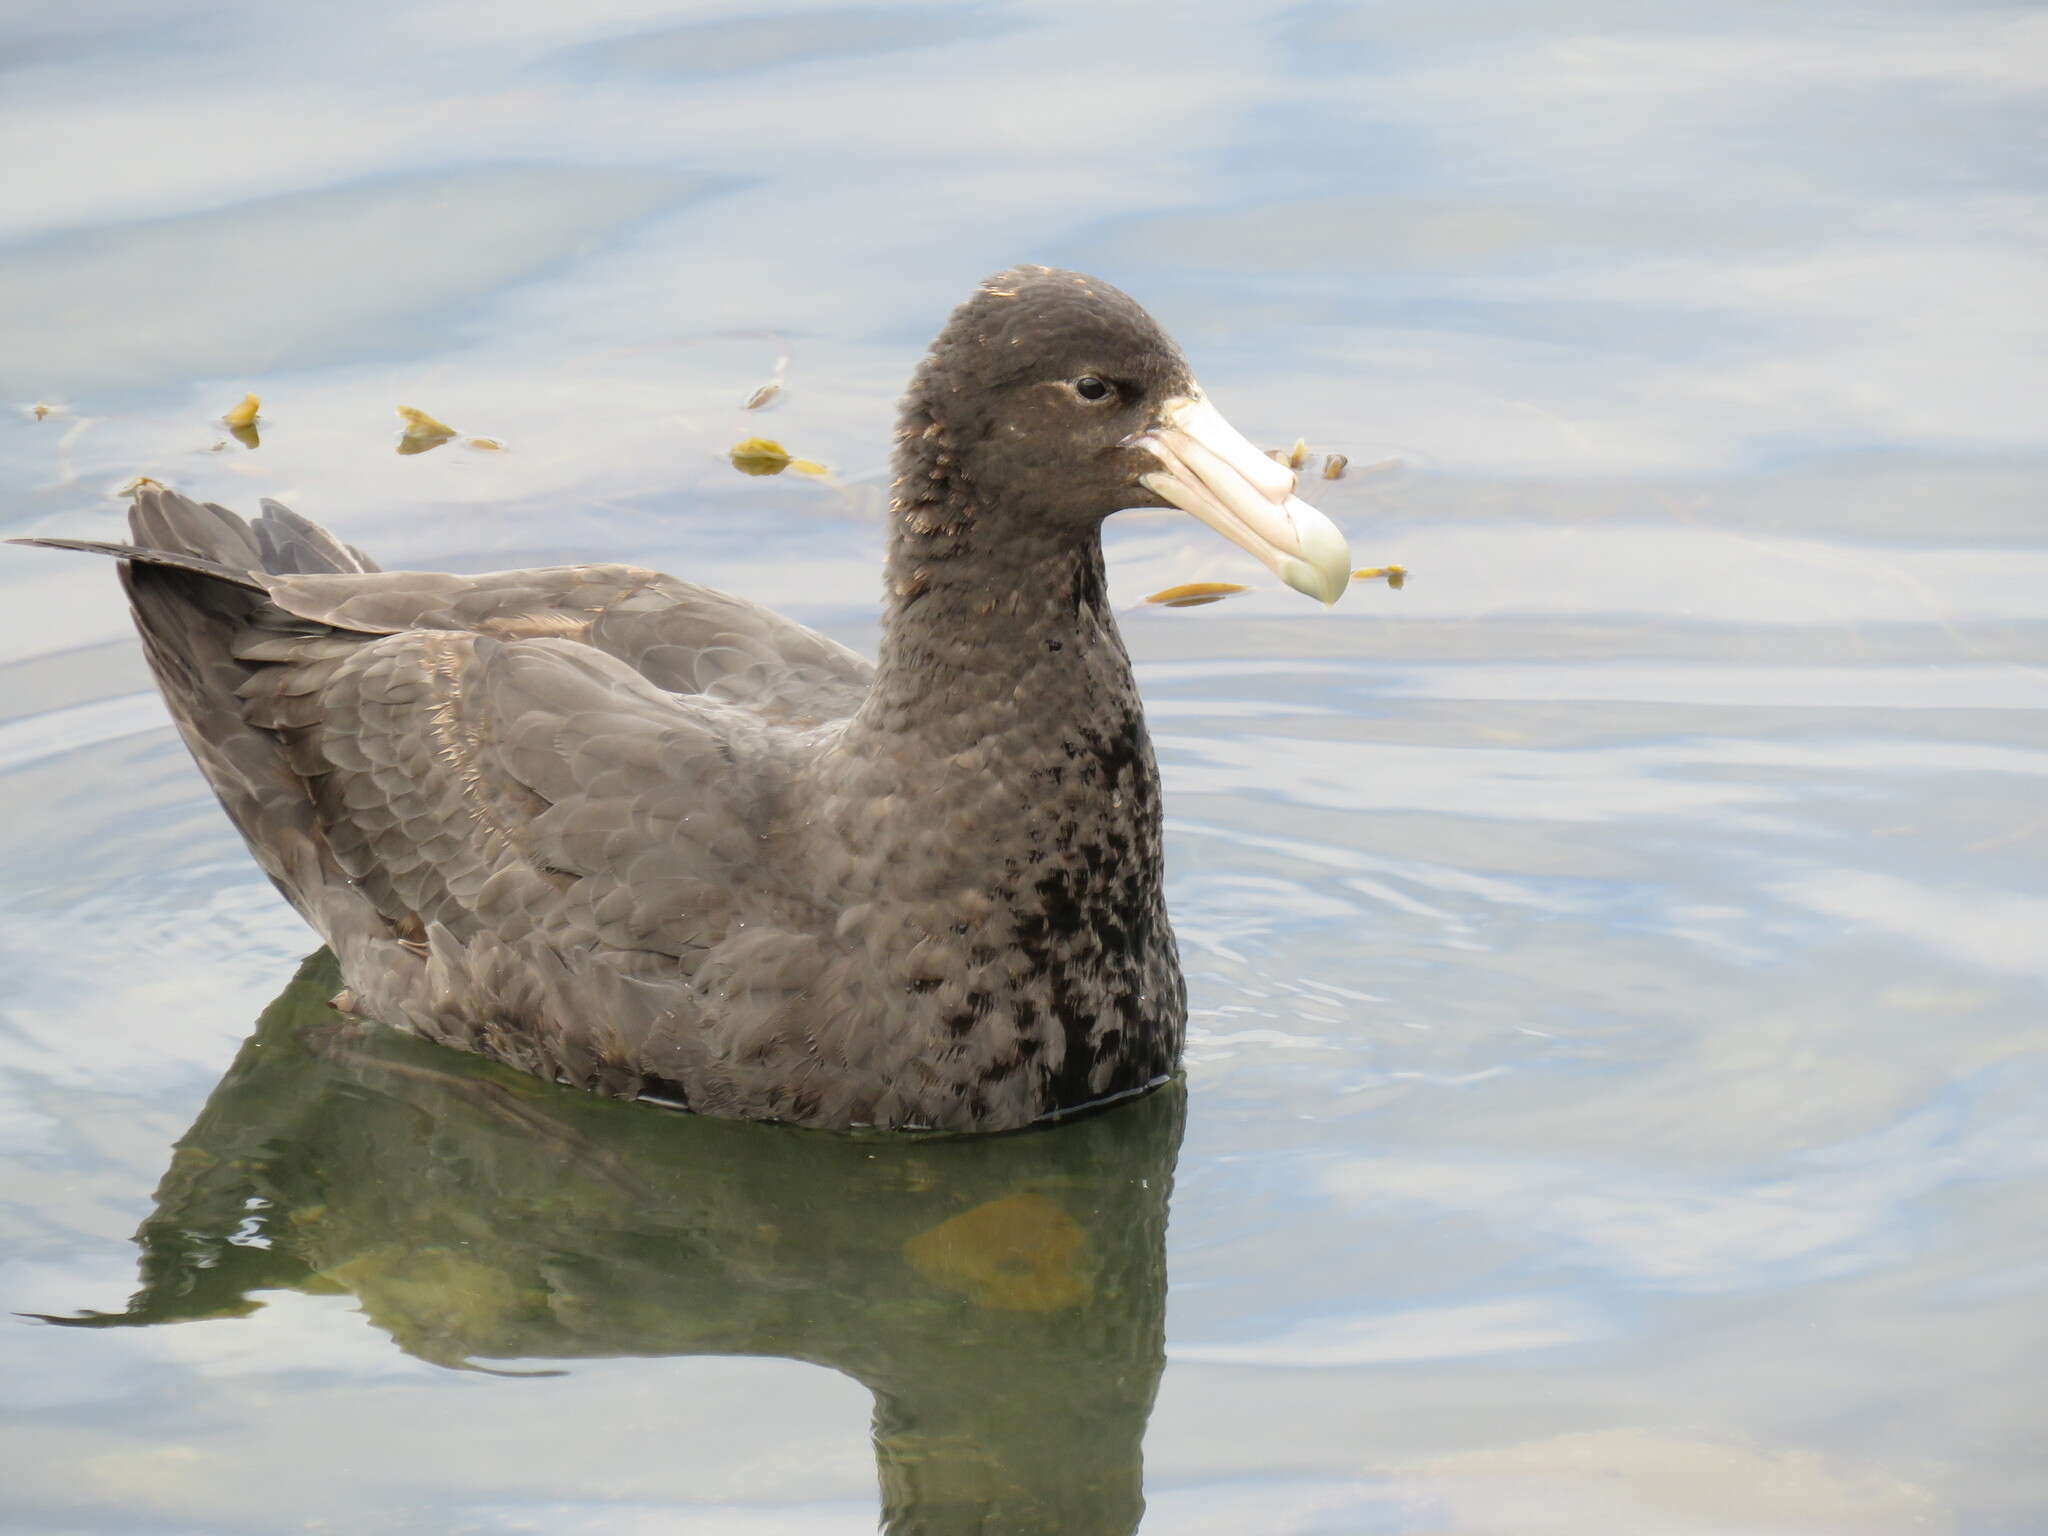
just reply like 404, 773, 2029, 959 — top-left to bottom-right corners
257, 626, 803, 972
70, 490, 882, 1108
248, 563, 872, 723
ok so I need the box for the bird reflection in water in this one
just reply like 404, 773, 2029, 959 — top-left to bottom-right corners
43, 952, 1185, 1535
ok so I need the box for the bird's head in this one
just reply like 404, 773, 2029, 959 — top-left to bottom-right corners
903, 266, 1352, 604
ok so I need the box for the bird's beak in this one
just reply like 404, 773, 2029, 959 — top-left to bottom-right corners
1128, 392, 1352, 605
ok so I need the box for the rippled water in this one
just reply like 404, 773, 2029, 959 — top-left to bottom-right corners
3, 3, 2045, 1532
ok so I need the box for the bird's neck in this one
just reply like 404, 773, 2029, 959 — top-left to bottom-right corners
816, 430, 1184, 1123
860, 450, 1132, 755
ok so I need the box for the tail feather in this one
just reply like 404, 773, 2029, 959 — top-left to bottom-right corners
10, 488, 374, 585
14, 487, 384, 939
129, 492, 266, 572
254, 498, 381, 576
7, 536, 269, 591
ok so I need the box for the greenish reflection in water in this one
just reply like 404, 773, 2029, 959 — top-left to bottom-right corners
52, 953, 1185, 1536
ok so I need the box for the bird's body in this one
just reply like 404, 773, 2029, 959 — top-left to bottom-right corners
19, 268, 1349, 1131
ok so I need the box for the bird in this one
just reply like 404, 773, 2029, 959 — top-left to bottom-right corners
14, 266, 1352, 1132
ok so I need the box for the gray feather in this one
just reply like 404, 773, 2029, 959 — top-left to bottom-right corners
18, 271, 1201, 1131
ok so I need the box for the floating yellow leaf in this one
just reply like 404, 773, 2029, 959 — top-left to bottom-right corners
904, 1192, 1091, 1312
230, 422, 261, 450
222, 393, 260, 429
115, 476, 167, 497
1322, 453, 1349, 480
728, 436, 818, 476
1145, 581, 1251, 608
744, 382, 782, 411
728, 437, 790, 475
396, 405, 456, 439
395, 405, 457, 456
30, 402, 55, 421
1353, 564, 1407, 590
464, 436, 506, 452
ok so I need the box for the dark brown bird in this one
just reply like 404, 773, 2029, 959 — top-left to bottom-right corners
14, 267, 1351, 1131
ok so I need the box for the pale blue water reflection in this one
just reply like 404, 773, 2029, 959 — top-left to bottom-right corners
2, 1, 2045, 1531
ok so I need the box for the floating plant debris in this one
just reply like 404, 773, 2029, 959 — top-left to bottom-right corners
29, 403, 56, 422
1322, 453, 1348, 480
396, 405, 458, 455
396, 405, 456, 437
464, 437, 506, 452
1144, 581, 1251, 608
115, 476, 167, 497
224, 393, 262, 449
744, 382, 782, 411
729, 438, 790, 475
728, 437, 826, 477
1352, 564, 1407, 590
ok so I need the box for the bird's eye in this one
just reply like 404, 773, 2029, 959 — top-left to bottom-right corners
1071, 376, 1115, 403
